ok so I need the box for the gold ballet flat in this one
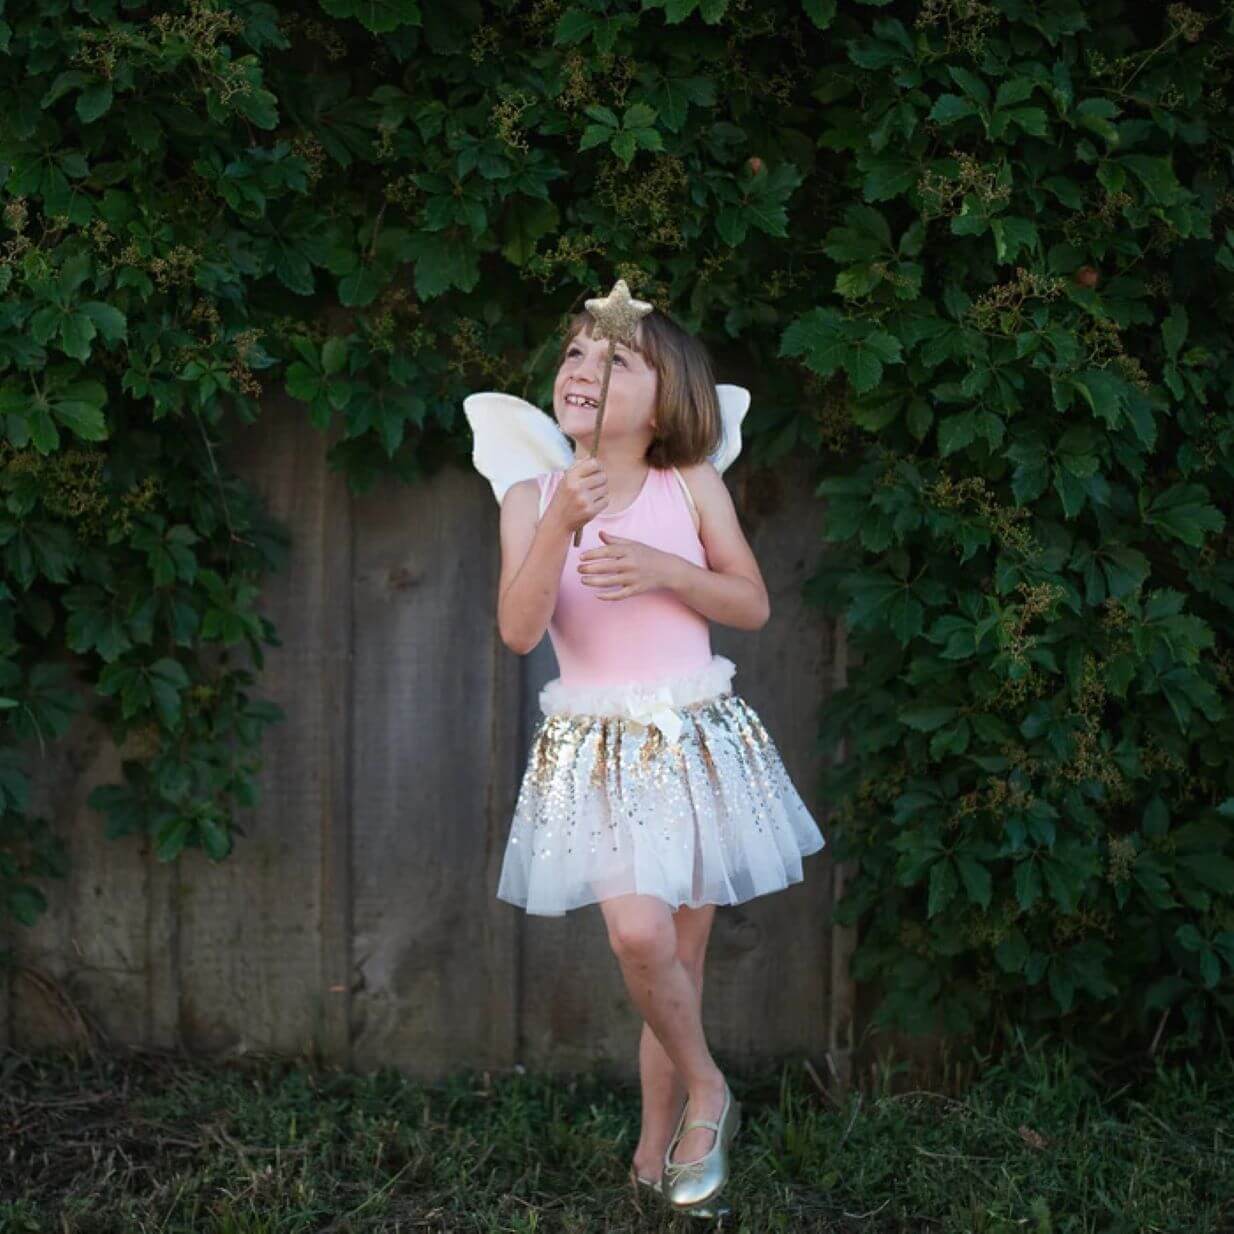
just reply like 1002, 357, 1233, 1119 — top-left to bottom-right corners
660, 1081, 741, 1211
632, 1168, 732, 1220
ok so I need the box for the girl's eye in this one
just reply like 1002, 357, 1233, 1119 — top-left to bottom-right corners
567, 346, 626, 366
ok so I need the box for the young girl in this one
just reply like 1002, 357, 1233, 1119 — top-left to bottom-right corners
485, 305, 826, 1216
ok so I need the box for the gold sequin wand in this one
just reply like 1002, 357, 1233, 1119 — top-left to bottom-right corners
572, 278, 655, 547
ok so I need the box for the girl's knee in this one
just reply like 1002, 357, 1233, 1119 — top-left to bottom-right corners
604, 906, 675, 965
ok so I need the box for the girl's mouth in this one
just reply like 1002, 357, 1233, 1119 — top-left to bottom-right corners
564, 392, 599, 410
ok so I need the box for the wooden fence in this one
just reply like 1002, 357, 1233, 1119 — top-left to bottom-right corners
1, 394, 855, 1085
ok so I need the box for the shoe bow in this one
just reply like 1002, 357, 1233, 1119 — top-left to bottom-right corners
663, 1155, 708, 1182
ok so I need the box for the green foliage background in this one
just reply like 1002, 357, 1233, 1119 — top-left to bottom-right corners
2, 0, 1233, 1058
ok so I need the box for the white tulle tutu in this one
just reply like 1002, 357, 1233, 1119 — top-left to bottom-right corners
496, 653, 827, 917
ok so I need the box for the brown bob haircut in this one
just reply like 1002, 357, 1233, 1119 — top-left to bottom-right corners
556, 306, 723, 469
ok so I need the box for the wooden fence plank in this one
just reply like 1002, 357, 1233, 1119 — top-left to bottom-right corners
10, 708, 153, 1050
828, 617, 858, 1091
347, 463, 511, 1076
171, 396, 348, 1055
704, 454, 834, 1064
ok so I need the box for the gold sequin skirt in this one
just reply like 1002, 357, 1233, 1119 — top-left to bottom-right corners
496, 653, 827, 917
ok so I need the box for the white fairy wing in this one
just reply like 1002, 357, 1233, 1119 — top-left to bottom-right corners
462, 391, 575, 504
712, 384, 750, 475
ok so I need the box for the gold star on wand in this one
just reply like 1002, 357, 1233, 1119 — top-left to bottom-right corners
573, 278, 654, 546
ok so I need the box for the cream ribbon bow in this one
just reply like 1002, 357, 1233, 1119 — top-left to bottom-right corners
624, 685, 684, 744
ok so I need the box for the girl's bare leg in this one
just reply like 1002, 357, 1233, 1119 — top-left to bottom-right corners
599, 894, 727, 1171
629, 902, 716, 1181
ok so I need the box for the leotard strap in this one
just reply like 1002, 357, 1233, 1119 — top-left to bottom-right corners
670, 466, 699, 527
536, 470, 557, 522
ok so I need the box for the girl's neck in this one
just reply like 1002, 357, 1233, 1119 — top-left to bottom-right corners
568, 449, 652, 508
569, 441, 651, 471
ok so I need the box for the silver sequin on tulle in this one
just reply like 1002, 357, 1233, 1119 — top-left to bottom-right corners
495, 683, 827, 917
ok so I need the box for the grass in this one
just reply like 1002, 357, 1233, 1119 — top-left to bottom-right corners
1, 1030, 1232, 1232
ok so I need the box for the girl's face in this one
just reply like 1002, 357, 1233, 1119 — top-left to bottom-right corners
552, 324, 659, 448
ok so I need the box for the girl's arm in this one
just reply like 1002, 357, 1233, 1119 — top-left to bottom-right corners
663, 462, 770, 631
496, 479, 573, 654
499, 457, 609, 652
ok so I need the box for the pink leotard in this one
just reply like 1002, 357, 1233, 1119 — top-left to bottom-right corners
534, 465, 713, 687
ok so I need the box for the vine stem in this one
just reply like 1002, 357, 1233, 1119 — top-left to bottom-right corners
193, 402, 251, 553
1119, 28, 1184, 93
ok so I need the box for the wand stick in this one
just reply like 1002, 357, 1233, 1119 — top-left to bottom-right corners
572, 278, 654, 548
573, 336, 617, 547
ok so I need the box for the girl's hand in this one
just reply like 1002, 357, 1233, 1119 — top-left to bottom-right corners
577, 529, 676, 600
548, 457, 608, 532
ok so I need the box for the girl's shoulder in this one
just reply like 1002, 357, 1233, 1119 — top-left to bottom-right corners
671, 458, 721, 496
505, 468, 561, 494
501, 475, 543, 506
672, 460, 736, 529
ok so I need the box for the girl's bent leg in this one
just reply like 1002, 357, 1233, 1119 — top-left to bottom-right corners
599, 894, 727, 1168
631, 902, 716, 1181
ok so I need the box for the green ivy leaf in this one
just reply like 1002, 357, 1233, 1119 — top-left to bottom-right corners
928, 858, 958, 916
319, 337, 346, 375
77, 81, 113, 124
199, 816, 233, 861
52, 387, 108, 441
611, 129, 638, 165
1015, 858, 1042, 910
579, 124, 613, 152
989, 216, 1037, 264
1162, 303, 1188, 360
154, 816, 192, 862
1073, 97, 1120, 144
318, 0, 422, 33
79, 301, 127, 344
648, 73, 715, 132
1142, 483, 1225, 547
500, 197, 560, 267
645, 0, 730, 23
930, 95, 980, 125
802, 0, 835, 29
405, 232, 480, 298
994, 930, 1029, 973
553, 9, 596, 43
956, 853, 992, 907
900, 705, 960, 732
937, 411, 976, 456
338, 264, 383, 306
